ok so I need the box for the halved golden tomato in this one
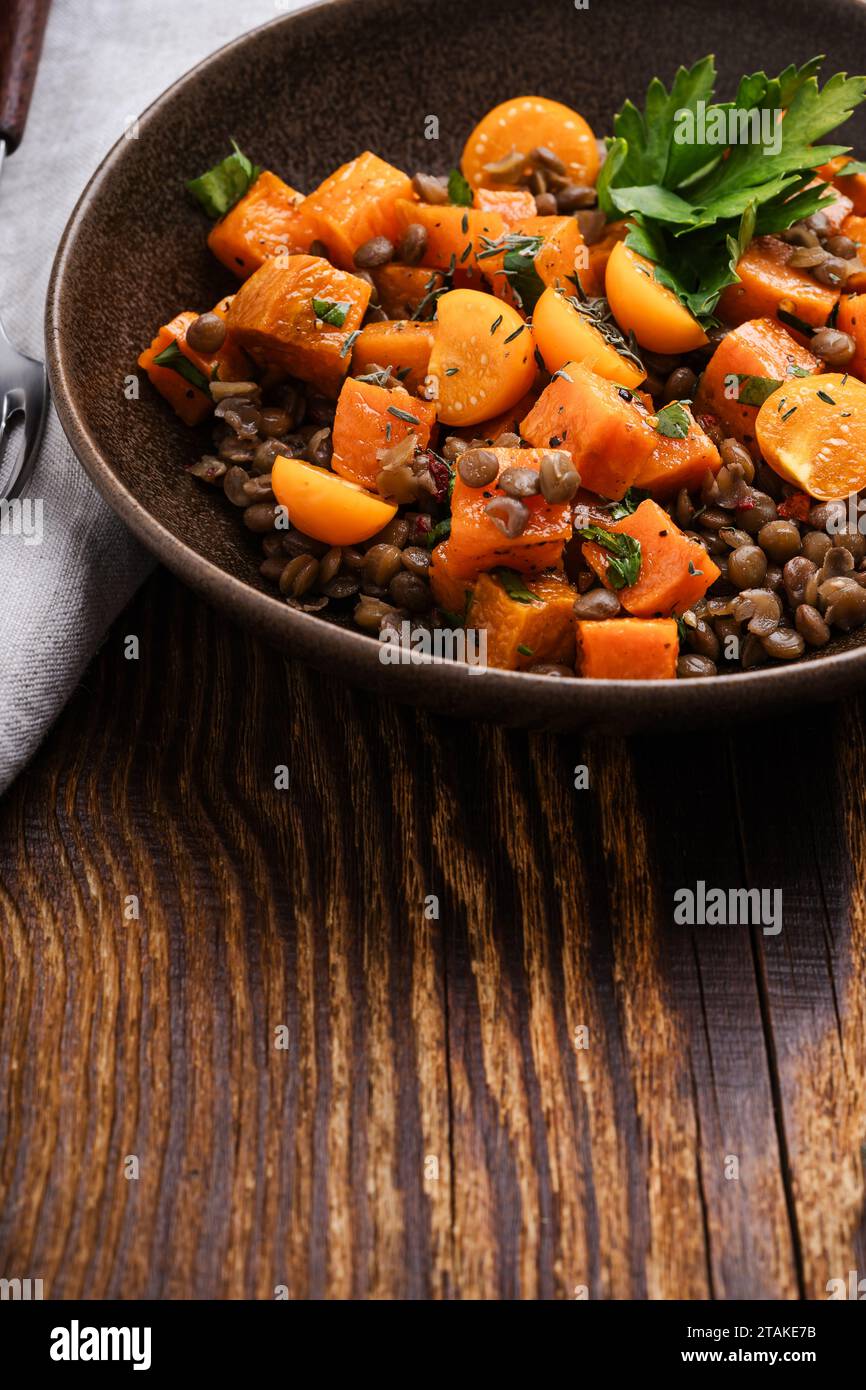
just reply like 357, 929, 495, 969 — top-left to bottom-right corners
532, 286, 646, 388
605, 241, 708, 354
427, 288, 536, 427
271, 456, 397, 545
756, 372, 866, 500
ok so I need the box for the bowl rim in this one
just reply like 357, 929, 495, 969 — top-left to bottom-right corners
43, 0, 866, 719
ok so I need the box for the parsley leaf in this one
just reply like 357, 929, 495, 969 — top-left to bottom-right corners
448, 168, 474, 206
654, 401, 692, 439
577, 526, 642, 590
152, 341, 211, 394
608, 487, 650, 520
186, 140, 263, 219
601, 57, 866, 322
427, 518, 452, 549
494, 569, 541, 604
312, 297, 351, 326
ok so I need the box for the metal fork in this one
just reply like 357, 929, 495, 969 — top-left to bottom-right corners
0, 0, 52, 501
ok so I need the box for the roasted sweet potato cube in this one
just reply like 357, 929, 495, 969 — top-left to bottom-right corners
303, 152, 414, 269
430, 541, 474, 617
207, 171, 312, 280
634, 406, 721, 497
138, 296, 250, 426
372, 264, 444, 319
466, 570, 577, 670
693, 317, 818, 458
393, 199, 505, 276
331, 377, 437, 489
350, 319, 436, 395
473, 187, 537, 228
575, 618, 678, 679
718, 236, 839, 337
227, 255, 371, 395
521, 361, 658, 500
581, 498, 719, 617
449, 447, 573, 578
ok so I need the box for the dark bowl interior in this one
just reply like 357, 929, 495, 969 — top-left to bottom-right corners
45, 0, 866, 730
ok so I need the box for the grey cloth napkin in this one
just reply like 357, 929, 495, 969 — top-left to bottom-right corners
0, 0, 296, 796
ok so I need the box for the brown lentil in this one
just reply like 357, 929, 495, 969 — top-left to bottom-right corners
761, 626, 806, 660
186, 311, 226, 354
677, 654, 717, 677
458, 447, 500, 488
795, 603, 831, 646
364, 543, 404, 587
389, 570, 431, 612
397, 223, 428, 264
485, 495, 530, 537
354, 235, 394, 268
573, 589, 621, 620
280, 554, 319, 597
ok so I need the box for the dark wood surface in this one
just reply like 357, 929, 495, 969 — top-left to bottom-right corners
1, 567, 865, 1299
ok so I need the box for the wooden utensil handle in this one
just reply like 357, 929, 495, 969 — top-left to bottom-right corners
0, 0, 52, 153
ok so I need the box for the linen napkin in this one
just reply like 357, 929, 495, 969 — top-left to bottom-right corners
0, 0, 299, 796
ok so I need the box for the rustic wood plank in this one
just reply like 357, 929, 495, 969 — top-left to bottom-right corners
0, 568, 848, 1299
731, 704, 866, 1299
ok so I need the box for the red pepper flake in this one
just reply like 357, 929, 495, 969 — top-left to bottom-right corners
777, 491, 812, 522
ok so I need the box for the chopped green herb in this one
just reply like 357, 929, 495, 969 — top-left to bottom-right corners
388, 405, 421, 424
781, 405, 798, 422
789, 365, 812, 377
460, 242, 473, 263
654, 400, 691, 439
688, 560, 703, 576
339, 330, 360, 357
551, 367, 574, 383
461, 211, 470, 234
312, 297, 351, 326
490, 314, 503, 334
577, 525, 642, 589
186, 140, 262, 219
675, 614, 688, 643
355, 367, 395, 388
835, 158, 866, 176
730, 373, 784, 406
517, 644, 534, 656
608, 486, 650, 520
504, 324, 526, 343
152, 340, 210, 394
817, 388, 836, 404
427, 517, 452, 549
448, 168, 473, 207
494, 568, 541, 604
445, 366, 460, 376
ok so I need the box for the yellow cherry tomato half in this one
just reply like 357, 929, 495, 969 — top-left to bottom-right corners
756, 372, 866, 500
605, 241, 708, 355
427, 288, 537, 427
532, 285, 646, 389
271, 456, 397, 545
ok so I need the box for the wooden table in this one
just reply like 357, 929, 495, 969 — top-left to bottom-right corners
1, 567, 865, 1300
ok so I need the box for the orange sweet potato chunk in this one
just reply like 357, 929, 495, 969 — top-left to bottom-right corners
693, 317, 818, 458
449, 447, 573, 577
302, 153, 414, 269
372, 263, 444, 319
576, 219, 629, 297
473, 187, 537, 228
634, 406, 721, 497
227, 255, 370, 395
521, 361, 658, 500
350, 320, 436, 395
466, 570, 577, 671
581, 498, 719, 617
718, 236, 839, 337
430, 541, 474, 616
331, 377, 437, 489
138, 296, 250, 426
818, 156, 866, 217
576, 618, 678, 679
393, 199, 505, 276
207, 171, 311, 280
836, 294, 866, 380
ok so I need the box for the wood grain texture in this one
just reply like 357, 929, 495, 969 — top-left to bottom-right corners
1, 569, 865, 1299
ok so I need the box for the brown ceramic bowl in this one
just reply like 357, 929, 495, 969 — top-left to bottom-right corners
45, 0, 866, 730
